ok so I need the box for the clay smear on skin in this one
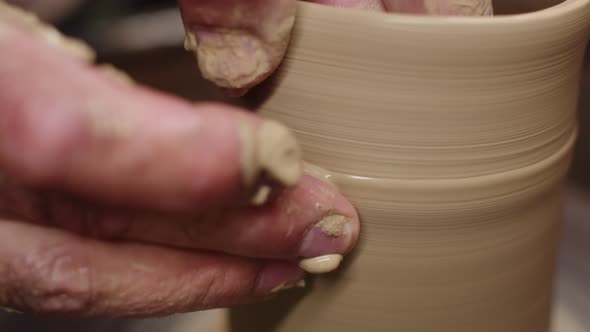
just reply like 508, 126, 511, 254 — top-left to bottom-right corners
98, 64, 135, 85
297, 214, 351, 274
184, 31, 198, 51
239, 120, 303, 204
194, 28, 273, 89
251, 185, 272, 206
316, 214, 350, 237
182, 2, 296, 91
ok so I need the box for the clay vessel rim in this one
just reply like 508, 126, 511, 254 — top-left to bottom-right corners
300, 0, 588, 26
321, 129, 575, 189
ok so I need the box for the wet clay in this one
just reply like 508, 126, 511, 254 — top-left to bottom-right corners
179, 0, 296, 92
239, 120, 303, 189
298, 214, 351, 273
184, 31, 198, 52
251, 185, 272, 206
228, 1, 590, 331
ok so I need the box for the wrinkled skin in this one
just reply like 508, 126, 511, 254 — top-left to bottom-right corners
0, 0, 490, 318
178, 0, 493, 95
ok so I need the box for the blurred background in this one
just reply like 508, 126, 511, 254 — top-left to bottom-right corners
1, 0, 590, 331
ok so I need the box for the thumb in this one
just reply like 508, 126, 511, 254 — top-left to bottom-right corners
382, 0, 493, 15
177, 0, 296, 97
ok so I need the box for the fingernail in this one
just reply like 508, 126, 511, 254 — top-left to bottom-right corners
185, 27, 271, 90
299, 254, 344, 274
256, 261, 306, 294
299, 214, 356, 258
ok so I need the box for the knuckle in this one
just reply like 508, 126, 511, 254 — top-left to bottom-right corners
12, 242, 94, 315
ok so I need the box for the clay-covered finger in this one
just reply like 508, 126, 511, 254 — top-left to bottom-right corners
0, 175, 360, 274
120, 175, 360, 263
309, 0, 493, 15
0, 6, 302, 213
0, 219, 305, 317
177, 0, 296, 96
381, 0, 493, 15
307, 0, 385, 10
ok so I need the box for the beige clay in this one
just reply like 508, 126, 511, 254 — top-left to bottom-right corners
239, 120, 303, 189
315, 215, 350, 237
181, 1, 296, 90
98, 64, 135, 85
184, 31, 198, 52
228, 1, 590, 331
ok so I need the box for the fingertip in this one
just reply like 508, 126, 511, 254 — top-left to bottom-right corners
296, 175, 361, 258
178, 0, 296, 92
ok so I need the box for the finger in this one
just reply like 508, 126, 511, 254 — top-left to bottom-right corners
306, 0, 385, 10
118, 175, 360, 260
381, 0, 493, 15
0, 5, 302, 213
177, 0, 296, 96
0, 219, 305, 317
309, 0, 492, 15
1, 174, 360, 262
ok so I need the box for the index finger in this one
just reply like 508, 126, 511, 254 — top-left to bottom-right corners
0, 4, 302, 213
382, 0, 493, 15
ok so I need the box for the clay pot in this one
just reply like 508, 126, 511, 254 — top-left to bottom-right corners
226, 1, 590, 331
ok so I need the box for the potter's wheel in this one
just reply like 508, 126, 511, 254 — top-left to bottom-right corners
145, 185, 589, 332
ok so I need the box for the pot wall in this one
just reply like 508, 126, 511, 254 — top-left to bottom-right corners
231, 1, 590, 331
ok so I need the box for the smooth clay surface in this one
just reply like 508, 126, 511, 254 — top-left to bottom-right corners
228, 1, 590, 331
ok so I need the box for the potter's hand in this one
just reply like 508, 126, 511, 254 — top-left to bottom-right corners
178, 0, 493, 95
0, 4, 360, 317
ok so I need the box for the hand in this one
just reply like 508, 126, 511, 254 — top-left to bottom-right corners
0, 0, 491, 319
178, 0, 493, 95
0, 2, 359, 318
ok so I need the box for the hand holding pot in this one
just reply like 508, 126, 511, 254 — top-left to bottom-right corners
0, 0, 491, 319
0, 2, 360, 318
178, 0, 493, 95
